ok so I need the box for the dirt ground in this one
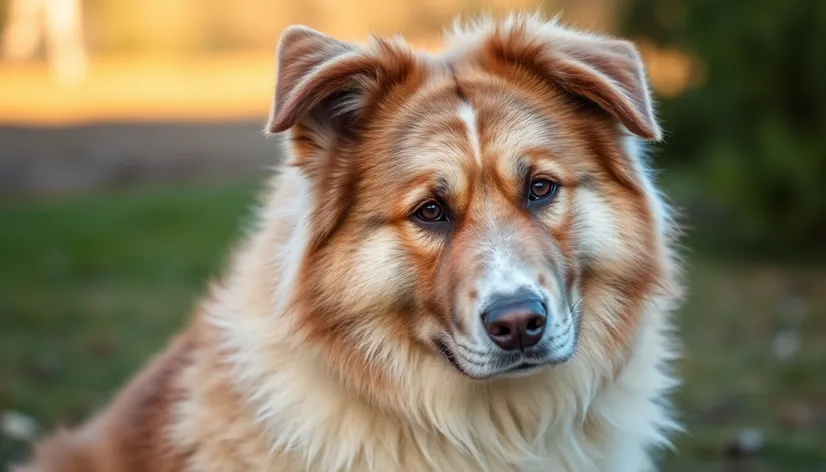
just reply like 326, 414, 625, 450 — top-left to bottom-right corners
0, 121, 282, 197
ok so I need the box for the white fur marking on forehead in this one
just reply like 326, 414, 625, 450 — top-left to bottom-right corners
457, 102, 482, 166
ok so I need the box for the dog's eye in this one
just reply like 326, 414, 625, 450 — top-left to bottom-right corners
529, 177, 558, 203
414, 200, 446, 223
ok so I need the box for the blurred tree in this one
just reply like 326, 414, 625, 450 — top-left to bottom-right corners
621, 0, 826, 251
2, 0, 87, 84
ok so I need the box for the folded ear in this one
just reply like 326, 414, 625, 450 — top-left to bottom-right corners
266, 25, 413, 134
548, 33, 662, 141
474, 16, 662, 141
266, 26, 417, 251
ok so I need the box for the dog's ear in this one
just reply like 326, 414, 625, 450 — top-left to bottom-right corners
480, 17, 661, 141
550, 33, 661, 141
266, 25, 414, 134
266, 26, 417, 251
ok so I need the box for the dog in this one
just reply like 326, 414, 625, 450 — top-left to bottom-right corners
18, 13, 682, 472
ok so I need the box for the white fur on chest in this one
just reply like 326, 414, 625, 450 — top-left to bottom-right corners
205, 152, 679, 471
210, 290, 676, 472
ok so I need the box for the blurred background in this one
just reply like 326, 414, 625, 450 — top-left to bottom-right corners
0, 0, 824, 470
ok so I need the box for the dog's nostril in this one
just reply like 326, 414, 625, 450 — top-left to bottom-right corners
526, 316, 545, 333
489, 324, 511, 337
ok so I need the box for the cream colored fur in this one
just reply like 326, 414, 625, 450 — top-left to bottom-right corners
185, 134, 681, 471
20, 13, 682, 472
176, 15, 683, 472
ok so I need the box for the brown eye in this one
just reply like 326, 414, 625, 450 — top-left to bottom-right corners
415, 200, 445, 222
529, 177, 558, 202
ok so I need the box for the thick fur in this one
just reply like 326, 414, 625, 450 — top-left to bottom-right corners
18, 13, 682, 472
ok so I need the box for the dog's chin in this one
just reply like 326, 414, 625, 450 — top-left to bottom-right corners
500, 362, 549, 378
434, 339, 573, 381
450, 358, 554, 381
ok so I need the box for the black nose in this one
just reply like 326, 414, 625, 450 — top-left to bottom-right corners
482, 293, 547, 351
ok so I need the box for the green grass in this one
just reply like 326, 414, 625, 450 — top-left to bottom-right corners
1, 183, 825, 470
0, 184, 258, 467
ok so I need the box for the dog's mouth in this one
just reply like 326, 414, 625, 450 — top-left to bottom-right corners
511, 362, 541, 372
434, 338, 573, 381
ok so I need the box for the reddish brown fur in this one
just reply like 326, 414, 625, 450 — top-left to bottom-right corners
20, 15, 674, 471
288, 40, 660, 408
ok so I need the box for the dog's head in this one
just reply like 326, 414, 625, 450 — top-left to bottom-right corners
268, 15, 672, 391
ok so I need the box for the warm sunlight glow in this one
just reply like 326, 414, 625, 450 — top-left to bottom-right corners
0, 0, 695, 125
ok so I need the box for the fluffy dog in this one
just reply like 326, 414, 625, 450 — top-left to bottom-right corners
19, 13, 682, 472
